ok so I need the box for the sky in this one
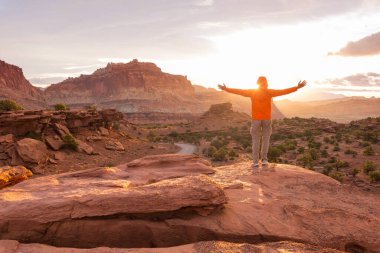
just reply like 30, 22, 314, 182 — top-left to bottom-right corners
1, 0, 380, 99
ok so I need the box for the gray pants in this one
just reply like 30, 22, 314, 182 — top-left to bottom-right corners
250, 120, 272, 162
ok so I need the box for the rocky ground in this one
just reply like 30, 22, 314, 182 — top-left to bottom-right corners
146, 103, 380, 193
0, 109, 178, 183
0, 240, 346, 253
0, 154, 378, 252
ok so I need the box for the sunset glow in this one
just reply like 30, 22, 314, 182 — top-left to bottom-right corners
1, 0, 379, 98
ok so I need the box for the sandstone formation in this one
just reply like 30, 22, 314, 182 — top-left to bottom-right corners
0, 154, 378, 252
0, 240, 345, 253
191, 102, 251, 131
0, 60, 45, 109
0, 165, 32, 189
0, 109, 122, 136
1, 59, 285, 119
0, 109, 124, 171
44, 59, 196, 112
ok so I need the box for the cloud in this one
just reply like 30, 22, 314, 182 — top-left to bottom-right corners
325, 73, 380, 86
329, 31, 380, 56
195, 0, 214, 7
1, 0, 380, 80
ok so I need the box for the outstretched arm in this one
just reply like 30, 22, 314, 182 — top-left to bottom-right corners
218, 83, 253, 97
269, 80, 307, 97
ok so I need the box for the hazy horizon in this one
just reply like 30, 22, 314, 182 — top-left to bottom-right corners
1, 0, 380, 98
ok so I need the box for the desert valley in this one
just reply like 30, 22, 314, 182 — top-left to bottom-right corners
0, 58, 379, 253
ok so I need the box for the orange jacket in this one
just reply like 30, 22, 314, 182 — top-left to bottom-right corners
225, 86, 298, 120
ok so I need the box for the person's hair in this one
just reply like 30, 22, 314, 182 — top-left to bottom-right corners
257, 76, 267, 85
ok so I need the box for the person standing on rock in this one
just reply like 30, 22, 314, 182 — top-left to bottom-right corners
218, 77, 306, 168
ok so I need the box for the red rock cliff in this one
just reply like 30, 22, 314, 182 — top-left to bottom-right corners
0, 60, 45, 108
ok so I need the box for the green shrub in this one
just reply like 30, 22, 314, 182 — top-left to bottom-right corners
333, 145, 340, 152
85, 104, 97, 110
297, 147, 305, 154
322, 165, 333, 175
363, 145, 375, 156
329, 170, 344, 182
320, 149, 329, 158
369, 170, 380, 183
228, 149, 237, 159
62, 134, 78, 150
212, 147, 228, 161
54, 103, 69, 111
0, 99, 23, 111
349, 168, 360, 177
268, 146, 284, 162
363, 161, 377, 174
168, 131, 179, 138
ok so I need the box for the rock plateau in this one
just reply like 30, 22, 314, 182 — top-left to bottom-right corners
0, 154, 378, 252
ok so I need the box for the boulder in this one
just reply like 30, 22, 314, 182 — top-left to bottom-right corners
0, 134, 13, 143
53, 152, 66, 161
0, 165, 33, 189
0, 157, 226, 248
76, 139, 95, 155
15, 138, 48, 164
99, 126, 110, 136
86, 135, 102, 142
105, 140, 125, 151
45, 135, 63, 151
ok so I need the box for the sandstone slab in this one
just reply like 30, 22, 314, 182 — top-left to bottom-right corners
45, 135, 63, 151
123, 154, 215, 184
54, 152, 66, 161
105, 140, 125, 151
0, 156, 378, 252
0, 166, 32, 189
77, 139, 95, 155
99, 126, 109, 136
54, 123, 71, 138
0, 155, 226, 248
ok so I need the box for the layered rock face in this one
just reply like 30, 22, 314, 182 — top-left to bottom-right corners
0, 154, 378, 252
0, 60, 45, 109
0, 109, 124, 172
44, 59, 196, 112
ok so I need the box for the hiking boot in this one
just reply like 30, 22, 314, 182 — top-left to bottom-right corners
251, 162, 259, 168
262, 160, 268, 166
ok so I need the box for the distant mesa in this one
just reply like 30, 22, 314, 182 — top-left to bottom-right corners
44, 59, 195, 108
